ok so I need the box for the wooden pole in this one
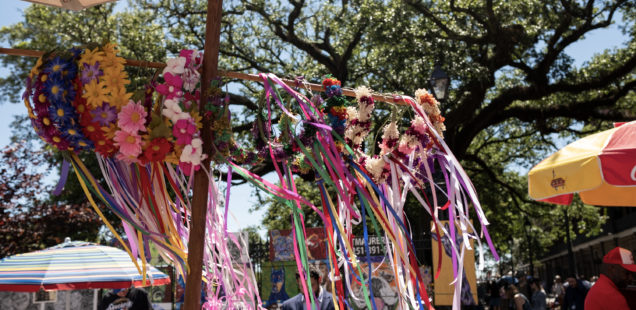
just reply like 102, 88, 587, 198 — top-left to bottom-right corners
182, 0, 222, 309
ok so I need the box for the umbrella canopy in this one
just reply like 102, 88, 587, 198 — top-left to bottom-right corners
21, 0, 116, 11
528, 121, 636, 206
0, 240, 170, 292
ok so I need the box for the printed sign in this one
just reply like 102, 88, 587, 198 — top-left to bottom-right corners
352, 235, 387, 257
431, 220, 478, 306
269, 227, 327, 261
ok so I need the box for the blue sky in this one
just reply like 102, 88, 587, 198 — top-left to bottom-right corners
0, 2, 630, 236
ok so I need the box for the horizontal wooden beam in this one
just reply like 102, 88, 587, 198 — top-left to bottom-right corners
0, 47, 411, 105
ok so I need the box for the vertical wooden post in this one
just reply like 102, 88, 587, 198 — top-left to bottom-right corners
183, 1, 223, 309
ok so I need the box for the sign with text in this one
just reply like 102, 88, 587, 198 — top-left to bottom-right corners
352, 235, 387, 257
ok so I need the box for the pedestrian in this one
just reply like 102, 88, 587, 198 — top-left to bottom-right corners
563, 276, 588, 310
98, 287, 151, 310
281, 265, 335, 310
551, 275, 565, 307
584, 246, 635, 310
504, 282, 531, 310
488, 273, 503, 310
529, 278, 547, 310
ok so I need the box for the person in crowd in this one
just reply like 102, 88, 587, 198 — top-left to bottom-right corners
488, 273, 503, 310
563, 276, 588, 310
584, 247, 635, 310
281, 265, 335, 310
98, 286, 151, 310
504, 282, 531, 310
529, 278, 547, 310
551, 275, 565, 307
588, 276, 598, 287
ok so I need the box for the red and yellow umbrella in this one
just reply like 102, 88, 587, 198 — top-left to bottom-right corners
528, 121, 636, 206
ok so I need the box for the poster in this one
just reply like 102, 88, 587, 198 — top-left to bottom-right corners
260, 260, 331, 308
269, 227, 327, 261
348, 256, 400, 310
431, 220, 478, 306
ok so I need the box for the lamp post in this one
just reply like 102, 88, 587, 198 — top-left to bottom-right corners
429, 62, 450, 102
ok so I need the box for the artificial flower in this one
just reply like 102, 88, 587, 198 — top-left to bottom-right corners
182, 68, 200, 92
43, 76, 67, 103
102, 43, 118, 56
379, 122, 399, 155
162, 56, 186, 75
156, 72, 183, 99
60, 124, 84, 142
143, 137, 172, 162
173, 118, 197, 145
44, 56, 70, 79
107, 86, 133, 109
178, 161, 199, 176
80, 47, 105, 66
365, 156, 389, 184
102, 67, 129, 90
116, 152, 140, 164
118, 100, 148, 133
49, 103, 76, 124
114, 130, 142, 157
83, 80, 108, 108
81, 62, 103, 84
91, 102, 118, 126
161, 98, 183, 122
101, 52, 126, 70
94, 138, 117, 156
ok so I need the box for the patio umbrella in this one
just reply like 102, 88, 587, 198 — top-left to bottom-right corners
21, 0, 117, 11
528, 121, 636, 206
0, 239, 170, 292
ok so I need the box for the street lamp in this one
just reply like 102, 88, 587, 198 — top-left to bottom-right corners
429, 62, 450, 101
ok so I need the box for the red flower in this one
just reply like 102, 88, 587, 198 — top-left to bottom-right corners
321, 77, 341, 88
143, 138, 172, 162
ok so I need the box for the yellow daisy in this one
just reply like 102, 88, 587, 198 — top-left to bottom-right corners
80, 47, 105, 66
107, 87, 132, 109
102, 67, 129, 90
102, 123, 118, 140
101, 53, 127, 69
103, 43, 119, 56
83, 80, 108, 109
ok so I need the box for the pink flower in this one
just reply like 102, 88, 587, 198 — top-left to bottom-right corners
173, 118, 197, 145
179, 50, 194, 66
114, 130, 142, 157
118, 100, 148, 133
182, 68, 200, 92
156, 73, 183, 99
179, 161, 199, 176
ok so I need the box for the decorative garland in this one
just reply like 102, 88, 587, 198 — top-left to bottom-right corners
24, 45, 495, 310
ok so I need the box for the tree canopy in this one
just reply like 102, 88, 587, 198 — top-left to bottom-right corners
1, 0, 634, 265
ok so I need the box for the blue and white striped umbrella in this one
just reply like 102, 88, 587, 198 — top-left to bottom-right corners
0, 240, 170, 292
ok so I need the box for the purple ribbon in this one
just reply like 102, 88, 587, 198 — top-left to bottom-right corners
53, 160, 70, 196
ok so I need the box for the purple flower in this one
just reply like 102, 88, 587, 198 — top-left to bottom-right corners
81, 62, 103, 84
91, 102, 117, 126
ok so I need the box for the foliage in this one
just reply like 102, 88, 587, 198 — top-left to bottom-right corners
0, 135, 101, 258
260, 177, 324, 231
0, 0, 634, 266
